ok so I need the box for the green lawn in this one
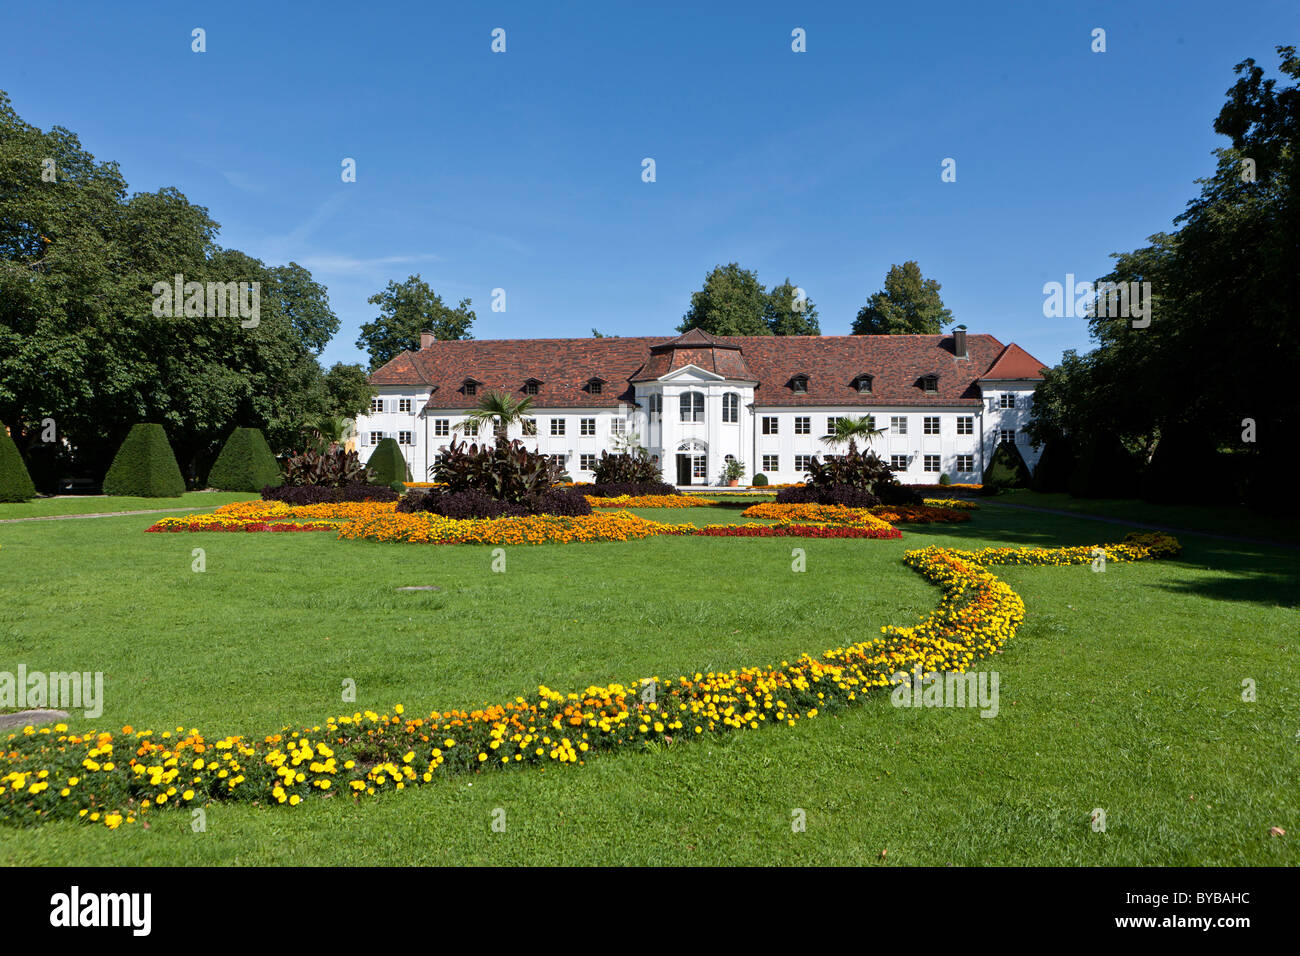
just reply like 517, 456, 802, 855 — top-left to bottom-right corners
0, 491, 256, 521
0, 499, 1296, 865
990, 489, 1300, 544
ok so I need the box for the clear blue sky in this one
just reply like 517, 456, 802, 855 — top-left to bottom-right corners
3, 1, 1293, 369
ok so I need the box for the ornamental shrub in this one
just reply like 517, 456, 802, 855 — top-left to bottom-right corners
102, 424, 186, 497
207, 427, 282, 491
0, 430, 36, 502
529, 487, 594, 516
752, 473, 768, 486
592, 450, 662, 485
262, 482, 399, 505
938, 473, 952, 486
282, 446, 371, 487
586, 481, 676, 498
366, 438, 411, 486
434, 436, 564, 503
1068, 435, 1139, 499
806, 448, 918, 504
982, 440, 1032, 492
775, 483, 880, 507
1030, 437, 1075, 493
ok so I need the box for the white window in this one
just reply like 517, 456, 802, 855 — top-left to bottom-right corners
649, 394, 662, 417
399, 398, 412, 413
692, 456, 707, 479
957, 416, 974, 435
368, 431, 383, 446
762, 454, 779, 472
891, 454, 909, 470
551, 418, 566, 436
794, 454, 812, 472
999, 393, 1016, 409
463, 382, 477, 397
611, 417, 626, 436
580, 453, 597, 470
762, 416, 779, 435
398, 431, 414, 445
580, 418, 596, 436
523, 381, 540, 396
826, 416, 843, 434
957, 454, 975, 472
794, 416, 811, 435
680, 391, 704, 422
462, 419, 478, 437
924, 454, 941, 472
369, 397, 385, 414
922, 376, 938, 393
891, 416, 908, 435
722, 392, 740, 423
924, 416, 940, 435
1000, 429, 1016, 445
434, 419, 450, 437
521, 418, 537, 436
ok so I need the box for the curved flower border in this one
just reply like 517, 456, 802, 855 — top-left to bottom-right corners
1, 532, 1179, 828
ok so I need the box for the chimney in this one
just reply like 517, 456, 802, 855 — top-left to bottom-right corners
419, 330, 434, 350
953, 327, 968, 359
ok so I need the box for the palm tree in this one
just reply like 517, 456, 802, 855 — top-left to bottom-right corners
304, 414, 354, 452
457, 390, 537, 440
820, 415, 886, 456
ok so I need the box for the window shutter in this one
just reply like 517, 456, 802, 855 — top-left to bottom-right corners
410, 431, 418, 446
360, 432, 368, 447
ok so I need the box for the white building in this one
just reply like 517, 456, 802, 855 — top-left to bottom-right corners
356, 328, 1046, 486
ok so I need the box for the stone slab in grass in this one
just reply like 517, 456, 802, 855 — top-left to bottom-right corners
0, 709, 69, 731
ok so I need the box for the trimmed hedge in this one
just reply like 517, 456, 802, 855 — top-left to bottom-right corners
982, 440, 1032, 491
208, 427, 283, 492
396, 486, 592, 518
103, 424, 186, 497
0, 430, 36, 502
774, 483, 880, 507
261, 483, 400, 505
752, 473, 769, 486
585, 481, 676, 498
366, 438, 410, 485
1068, 435, 1139, 499
1030, 438, 1075, 493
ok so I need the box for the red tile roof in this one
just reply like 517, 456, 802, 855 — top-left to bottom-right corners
367, 331, 1044, 409
981, 343, 1048, 380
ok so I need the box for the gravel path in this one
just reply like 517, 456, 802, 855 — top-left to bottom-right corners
0, 506, 206, 524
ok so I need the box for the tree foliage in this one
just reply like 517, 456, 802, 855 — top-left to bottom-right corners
0, 91, 344, 485
1027, 47, 1299, 506
678, 264, 820, 336
852, 261, 954, 335
357, 274, 475, 369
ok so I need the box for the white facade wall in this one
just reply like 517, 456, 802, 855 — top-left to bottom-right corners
353, 376, 1043, 486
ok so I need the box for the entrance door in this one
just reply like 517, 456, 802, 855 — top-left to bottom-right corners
676, 454, 692, 486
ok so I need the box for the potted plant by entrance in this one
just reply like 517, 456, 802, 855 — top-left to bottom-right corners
722, 458, 746, 487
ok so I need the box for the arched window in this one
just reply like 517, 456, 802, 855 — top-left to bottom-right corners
722, 392, 739, 423
680, 391, 704, 422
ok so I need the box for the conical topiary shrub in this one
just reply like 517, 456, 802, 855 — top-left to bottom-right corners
366, 437, 410, 486
207, 427, 283, 492
982, 440, 1032, 492
1030, 437, 1075, 493
0, 429, 37, 502
103, 424, 186, 497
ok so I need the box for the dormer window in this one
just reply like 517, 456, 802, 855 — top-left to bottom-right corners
461, 378, 481, 397
789, 374, 809, 393
854, 374, 873, 394
585, 377, 606, 395
523, 379, 542, 396
920, 375, 939, 393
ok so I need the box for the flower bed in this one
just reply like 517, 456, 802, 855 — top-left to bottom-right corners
695, 524, 900, 539
922, 498, 980, 510
585, 494, 715, 508
869, 504, 972, 524
336, 509, 698, 545
1, 533, 1179, 828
